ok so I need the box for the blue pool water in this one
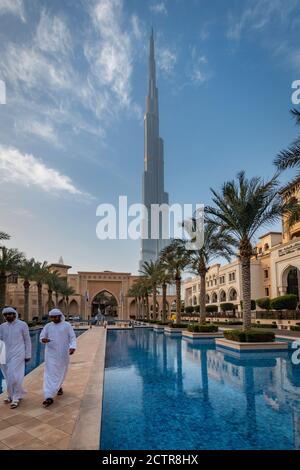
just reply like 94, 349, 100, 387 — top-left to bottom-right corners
100, 329, 300, 450
0, 328, 84, 395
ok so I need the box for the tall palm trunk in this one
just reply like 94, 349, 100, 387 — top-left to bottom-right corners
241, 255, 252, 330
152, 282, 157, 320
199, 267, 207, 324
55, 292, 59, 307
175, 275, 181, 324
23, 280, 30, 323
240, 238, 253, 330
162, 282, 167, 323
66, 296, 69, 319
48, 289, 53, 311
0, 273, 6, 310
145, 293, 149, 320
37, 282, 43, 322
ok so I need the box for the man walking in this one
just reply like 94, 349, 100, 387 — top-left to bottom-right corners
40, 309, 76, 407
0, 307, 31, 409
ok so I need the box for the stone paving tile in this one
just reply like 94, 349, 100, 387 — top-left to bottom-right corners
27, 422, 57, 438
0, 328, 105, 450
16, 417, 42, 430
0, 442, 10, 450
13, 439, 58, 450
55, 419, 76, 435
0, 426, 21, 440
37, 429, 69, 445
3, 413, 32, 426
1, 430, 35, 449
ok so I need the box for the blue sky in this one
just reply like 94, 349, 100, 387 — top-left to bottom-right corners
0, 0, 299, 274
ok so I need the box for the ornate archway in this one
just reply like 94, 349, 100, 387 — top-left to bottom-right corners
91, 290, 119, 318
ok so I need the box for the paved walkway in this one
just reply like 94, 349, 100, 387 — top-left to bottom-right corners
0, 327, 106, 450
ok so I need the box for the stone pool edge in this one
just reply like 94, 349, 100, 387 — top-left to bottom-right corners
69, 327, 107, 450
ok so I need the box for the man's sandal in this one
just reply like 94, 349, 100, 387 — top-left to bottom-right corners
57, 388, 63, 396
42, 398, 54, 407
10, 401, 19, 409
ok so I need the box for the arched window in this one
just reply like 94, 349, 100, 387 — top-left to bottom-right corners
219, 290, 226, 302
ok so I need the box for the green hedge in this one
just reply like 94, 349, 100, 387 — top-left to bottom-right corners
256, 297, 271, 310
206, 305, 218, 313
194, 305, 200, 313
187, 324, 218, 333
185, 306, 194, 314
220, 303, 235, 312
241, 300, 257, 311
224, 329, 275, 343
251, 323, 277, 329
213, 321, 243, 326
291, 326, 300, 331
168, 323, 187, 329
270, 294, 298, 310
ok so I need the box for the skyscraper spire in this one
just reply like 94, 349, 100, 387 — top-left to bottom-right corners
140, 30, 169, 269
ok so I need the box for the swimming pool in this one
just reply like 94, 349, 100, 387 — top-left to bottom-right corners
100, 329, 300, 450
0, 328, 84, 395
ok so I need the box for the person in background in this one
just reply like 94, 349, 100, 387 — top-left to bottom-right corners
0, 307, 31, 409
40, 309, 76, 407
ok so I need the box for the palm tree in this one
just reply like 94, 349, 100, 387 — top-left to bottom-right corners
160, 240, 190, 324
157, 262, 173, 323
206, 171, 294, 330
274, 109, 300, 228
0, 247, 25, 310
19, 258, 38, 323
0, 232, 10, 243
33, 261, 49, 321
59, 283, 76, 319
140, 260, 161, 320
128, 284, 140, 319
138, 277, 152, 320
46, 271, 61, 311
274, 109, 300, 173
187, 223, 234, 324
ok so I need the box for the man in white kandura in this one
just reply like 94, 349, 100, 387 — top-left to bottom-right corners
40, 309, 76, 407
0, 307, 32, 409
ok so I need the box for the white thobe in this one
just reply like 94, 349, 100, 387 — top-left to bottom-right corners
0, 319, 31, 401
40, 321, 77, 399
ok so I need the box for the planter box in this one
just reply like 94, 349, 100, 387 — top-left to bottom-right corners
183, 331, 223, 340
216, 338, 289, 352
153, 324, 165, 332
164, 327, 183, 337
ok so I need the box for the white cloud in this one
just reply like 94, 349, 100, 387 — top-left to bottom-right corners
2, 43, 72, 91
227, 0, 299, 41
150, 2, 167, 15
131, 14, 143, 40
0, 0, 25, 22
18, 121, 60, 147
36, 10, 72, 55
188, 48, 210, 85
157, 46, 177, 75
84, 0, 136, 112
0, 146, 87, 197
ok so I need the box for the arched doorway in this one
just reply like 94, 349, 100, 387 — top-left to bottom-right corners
287, 268, 299, 300
91, 291, 118, 318
69, 300, 79, 316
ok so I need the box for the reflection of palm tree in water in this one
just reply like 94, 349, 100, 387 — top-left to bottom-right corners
244, 366, 257, 447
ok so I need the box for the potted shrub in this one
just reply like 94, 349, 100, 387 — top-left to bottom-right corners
270, 294, 298, 310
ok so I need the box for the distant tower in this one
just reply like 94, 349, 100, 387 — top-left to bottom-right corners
140, 29, 169, 270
